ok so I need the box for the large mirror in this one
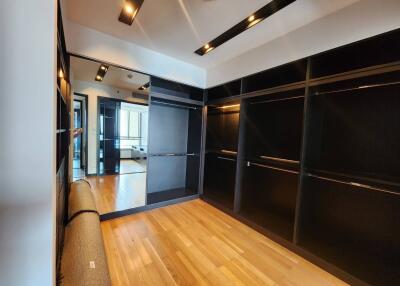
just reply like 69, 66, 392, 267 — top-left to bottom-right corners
70, 56, 150, 215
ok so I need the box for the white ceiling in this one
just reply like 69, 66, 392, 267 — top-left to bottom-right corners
64, 0, 360, 69
70, 56, 150, 93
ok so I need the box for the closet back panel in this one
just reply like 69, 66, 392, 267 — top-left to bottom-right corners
147, 156, 187, 193
298, 175, 400, 286
207, 80, 242, 101
206, 108, 240, 152
310, 29, 400, 78
240, 164, 298, 241
203, 154, 236, 210
245, 90, 304, 162
305, 83, 400, 184
148, 104, 189, 154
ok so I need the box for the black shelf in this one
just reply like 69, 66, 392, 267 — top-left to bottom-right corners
305, 74, 400, 185
207, 79, 241, 101
239, 162, 299, 241
310, 29, 400, 79
242, 59, 307, 94
203, 153, 237, 210
298, 175, 400, 286
244, 89, 305, 164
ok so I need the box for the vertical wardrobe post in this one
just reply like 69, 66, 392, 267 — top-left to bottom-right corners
198, 105, 208, 195
293, 57, 312, 244
233, 99, 246, 213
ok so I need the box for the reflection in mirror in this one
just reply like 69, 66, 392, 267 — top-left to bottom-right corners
70, 56, 150, 215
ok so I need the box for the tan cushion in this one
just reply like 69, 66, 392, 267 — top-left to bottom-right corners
68, 180, 97, 220
61, 212, 111, 286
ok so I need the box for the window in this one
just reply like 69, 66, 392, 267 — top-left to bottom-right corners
120, 109, 141, 149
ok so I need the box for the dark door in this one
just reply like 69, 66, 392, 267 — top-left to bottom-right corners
99, 98, 120, 175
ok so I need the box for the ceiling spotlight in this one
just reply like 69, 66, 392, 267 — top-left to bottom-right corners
247, 17, 263, 28
138, 82, 150, 91
204, 44, 210, 49
119, 0, 144, 26
95, 64, 109, 82
248, 15, 255, 22
125, 5, 134, 14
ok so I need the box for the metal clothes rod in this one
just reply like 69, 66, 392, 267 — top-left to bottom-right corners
306, 173, 400, 196
248, 161, 299, 174
217, 157, 236, 162
152, 100, 198, 110
150, 153, 199, 157
260, 156, 299, 165
249, 95, 305, 105
314, 80, 400, 96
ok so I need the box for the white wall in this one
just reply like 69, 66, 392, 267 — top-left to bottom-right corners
65, 20, 206, 88
0, 1, 57, 285
73, 80, 148, 174
207, 0, 400, 87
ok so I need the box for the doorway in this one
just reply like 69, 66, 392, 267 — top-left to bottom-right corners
98, 98, 148, 176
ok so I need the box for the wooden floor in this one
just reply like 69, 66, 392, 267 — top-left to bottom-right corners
88, 173, 146, 214
101, 199, 348, 286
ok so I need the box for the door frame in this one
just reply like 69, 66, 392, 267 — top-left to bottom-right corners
74, 93, 89, 176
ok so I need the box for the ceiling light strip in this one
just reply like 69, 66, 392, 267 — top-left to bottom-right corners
194, 0, 296, 56
119, 0, 144, 26
95, 64, 109, 82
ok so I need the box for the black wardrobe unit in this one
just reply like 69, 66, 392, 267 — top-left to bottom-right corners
202, 102, 240, 210
146, 78, 203, 204
297, 70, 400, 286
202, 29, 400, 286
239, 87, 305, 242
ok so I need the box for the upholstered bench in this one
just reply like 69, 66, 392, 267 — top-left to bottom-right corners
60, 180, 111, 286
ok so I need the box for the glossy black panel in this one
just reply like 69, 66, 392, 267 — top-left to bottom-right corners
298, 175, 400, 286
207, 80, 241, 101
245, 89, 304, 163
240, 163, 298, 241
203, 154, 236, 210
305, 80, 400, 185
206, 105, 240, 152
310, 29, 400, 78
242, 60, 307, 93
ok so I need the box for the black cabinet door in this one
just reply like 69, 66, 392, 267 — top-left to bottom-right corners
203, 153, 236, 210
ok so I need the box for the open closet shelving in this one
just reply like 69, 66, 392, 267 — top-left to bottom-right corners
202, 28, 400, 286
147, 78, 204, 204
56, 2, 71, 280
202, 102, 240, 210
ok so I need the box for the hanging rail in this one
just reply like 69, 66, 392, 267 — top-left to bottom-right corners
314, 80, 400, 96
247, 161, 299, 174
305, 173, 400, 196
260, 156, 299, 165
152, 100, 198, 110
250, 95, 305, 105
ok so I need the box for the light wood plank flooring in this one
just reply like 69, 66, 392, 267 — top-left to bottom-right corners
88, 174, 146, 215
101, 199, 348, 286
